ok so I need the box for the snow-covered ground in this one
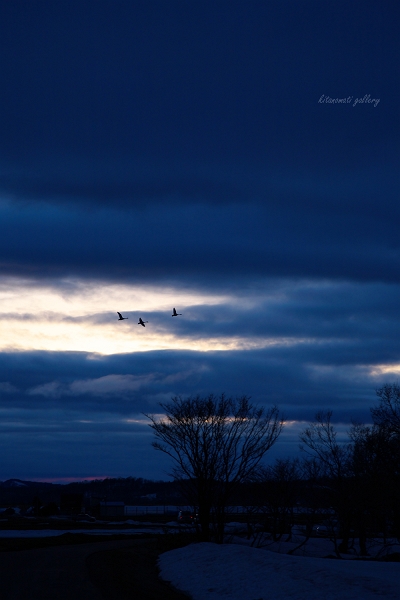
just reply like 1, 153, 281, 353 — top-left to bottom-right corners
227, 526, 400, 560
159, 542, 400, 600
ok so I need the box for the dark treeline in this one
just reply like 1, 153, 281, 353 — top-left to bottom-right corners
1, 383, 399, 557
239, 383, 400, 556
143, 388, 400, 550
0, 478, 182, 507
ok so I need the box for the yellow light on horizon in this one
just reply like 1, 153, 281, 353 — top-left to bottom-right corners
0, 316, 307, 354
370, 363, 400, 376
0, 277, 314, 355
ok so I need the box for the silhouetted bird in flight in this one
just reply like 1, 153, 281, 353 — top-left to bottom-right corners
138, 318, 148, 327
172, 308, 182, 316
117, 312, 128, 320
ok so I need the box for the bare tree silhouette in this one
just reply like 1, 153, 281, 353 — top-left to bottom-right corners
145, 394, 283, 542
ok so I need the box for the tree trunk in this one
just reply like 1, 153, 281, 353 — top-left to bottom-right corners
359, 526, 367, 556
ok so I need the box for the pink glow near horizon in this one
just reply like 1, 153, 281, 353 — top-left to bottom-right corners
29, 476, 111, 484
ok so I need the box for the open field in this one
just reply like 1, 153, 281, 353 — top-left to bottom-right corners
0, 533, 194, 599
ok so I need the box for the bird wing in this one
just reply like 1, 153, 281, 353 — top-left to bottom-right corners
117, 312, 122, 319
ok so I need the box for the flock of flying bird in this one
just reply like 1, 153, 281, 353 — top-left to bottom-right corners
117, 308, 182, 326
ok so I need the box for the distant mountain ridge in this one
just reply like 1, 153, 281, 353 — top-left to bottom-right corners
0, 479, 53, 488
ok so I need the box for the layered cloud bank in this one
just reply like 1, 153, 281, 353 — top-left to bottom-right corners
0, 276, 399, 479
0, 1, 398, 479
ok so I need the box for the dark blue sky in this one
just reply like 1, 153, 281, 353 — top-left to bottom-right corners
0, 1, 399, 481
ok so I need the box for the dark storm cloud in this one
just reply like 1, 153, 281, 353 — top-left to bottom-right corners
1, 1, 398, 205
1, 280, 400, 419
2, 1, 395, 160
0, 333, 391, 422
146, 281, 400, 340
1, 191, 400, 284
0, 1, 398, 479
0, 148, 397, 211
0, 1, 398, 286
0, 160, 249, 207
0, 294, 395, 479
0, 343, 383, 480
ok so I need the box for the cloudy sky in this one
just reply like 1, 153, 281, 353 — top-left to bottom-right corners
0, 1, 399, 482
